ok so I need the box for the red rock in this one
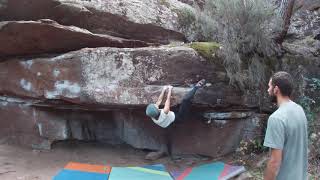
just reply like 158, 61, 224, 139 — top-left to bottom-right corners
0, 20, 149, 57
0, 0, 190, 44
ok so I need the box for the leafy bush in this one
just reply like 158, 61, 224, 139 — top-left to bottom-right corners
299, 77, 320, 162
190, 0, 281, 89
299, 77, 320, 135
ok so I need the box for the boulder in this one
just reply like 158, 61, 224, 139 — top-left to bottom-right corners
0, 0, 200, 43
0, 98, 268, 157
0, 20, 149, 58
0, 45, 270, 156
0, 46, 258, 108
285, 6, 320, 57
0, 100, 51, 149
0, 99, 122, 149
1, 0, 319, 158
288, 9, 320, 41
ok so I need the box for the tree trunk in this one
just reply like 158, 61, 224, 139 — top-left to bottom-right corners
275, 0, 296, 44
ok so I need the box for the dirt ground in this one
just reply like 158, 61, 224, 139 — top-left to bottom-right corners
0, 140, 319, 180
0, 140, 218, 180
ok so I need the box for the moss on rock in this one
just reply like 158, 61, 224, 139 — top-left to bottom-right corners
189, 42, 220, 60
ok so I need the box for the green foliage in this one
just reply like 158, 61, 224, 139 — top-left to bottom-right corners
309, 78, 320, 92
159, 0, 170, 8
299, 77, 320, 135
192, 0, 281, 89
176, 7, 197, 31
298, 77, 320, 162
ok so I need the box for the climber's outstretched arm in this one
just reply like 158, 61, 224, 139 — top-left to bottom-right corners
163, 86, 173, 114
155, 86, 168, 107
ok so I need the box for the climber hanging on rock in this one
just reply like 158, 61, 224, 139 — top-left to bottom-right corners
145, 79, 206, 128
144, 79, 207, 160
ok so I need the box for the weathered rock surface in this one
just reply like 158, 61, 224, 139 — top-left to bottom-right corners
1, 44, 317, 156
0, 46, 257, 108
0, 20, 149, 58
0, 100, 121, 149
0, 45, 269, 156
0, 0, 319, 158
0, 101, 51, 149
285, 4, 320, 57
178, 0, 205, 8
0, 0, 199, 43
0, 98, 268, 157
300, 0, 320, 10
288, 9, 320, 40
203, 112, 252, 120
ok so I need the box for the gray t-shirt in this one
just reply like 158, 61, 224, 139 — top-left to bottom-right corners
151, 109, 175, 128
264, 100, 308, 180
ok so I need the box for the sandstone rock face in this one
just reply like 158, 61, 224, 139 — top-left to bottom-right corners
0, 45, 268, 156
285, 4, 320, 57
0, 0, 199, 43
178, 0, 205, 8
288, 9, 320, 40
0, 100, 52, 149
0, 98, 267, 156
0, 0, 319, 158
1, 46, 258, 108
300, 0, 320, 10
0, 20, 149, 58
